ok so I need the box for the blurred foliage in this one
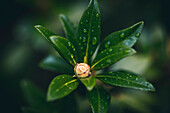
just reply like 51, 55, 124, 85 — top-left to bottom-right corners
0, 0, 170, 113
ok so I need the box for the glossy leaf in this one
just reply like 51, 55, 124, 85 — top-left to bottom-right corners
77, 0, 100, 63
47, 75, 79, 101
59, 14, 78, 46
80, 76, 96, 91
50, 36, 78, 66
87, 86, 111, 113
34, 25, 56, 48
96, 71, 155, 91
39, 54, 73, 74
91, 45, 136, 70
99, 21, 144, 52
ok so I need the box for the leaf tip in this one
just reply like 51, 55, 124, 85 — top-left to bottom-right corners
34, 25, 42, 29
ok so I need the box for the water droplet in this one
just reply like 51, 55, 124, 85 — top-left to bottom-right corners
96, 13, 99, 17
79, 36, 82, 40
120, 33, 125, 38
68, 42, 71, 46
92, 37, 97, 45
78, 43, 81, 45
86, 20, 88, 22
72, 45, 74, 48
81, 47, 83, 50
109, 71, 112, 74
105, 41, 110, 48
136, 33, 140, 37
83, 29, 87, 33
80, 22, 83, 24
92, 29, 94, 32
83, 37, 86, 42
109, 48, 112, 52
107, 59, 111, 63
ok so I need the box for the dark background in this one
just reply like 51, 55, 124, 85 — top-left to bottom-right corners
0, 0, 170, 113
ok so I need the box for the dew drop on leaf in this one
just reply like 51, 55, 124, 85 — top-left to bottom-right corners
109, 48, 112, 52
107, 59, 111, 63
68, 42, 71, 46
79, 36, 82, 40
120, 33, 125, 38
105, 41, 110, 48
92, 37, 97, 45
83, 37, 86, 42
96, 13, 99, 17
136, 33, 140, 37
83, 29, 87, 33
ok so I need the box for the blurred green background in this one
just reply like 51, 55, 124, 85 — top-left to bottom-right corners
0, 0, 170, 113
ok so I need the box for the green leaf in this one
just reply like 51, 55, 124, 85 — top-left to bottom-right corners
96, 71, 155, 91
87, 86, 111, 113
47, 75, 79, 101
80, 76, 96, 91
77, 0, 100, 63
50, 36, 78, 66
99, 21, 144, 52
34, 25, 56, 49
59, 14, 77, 46
91, 45, 136, 70
39, 54, 73, 74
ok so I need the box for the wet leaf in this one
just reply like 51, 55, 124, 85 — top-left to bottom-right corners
47, 75, 79, 101
96, 71, 155, 91
39, 54, 73, 74
34, 25, 56, 48
59, 14, 78, 46
91, 45, 136, 70
50, 36, 78, 66
77, 0, 100, 63
80, 76, 96, 91
99, 21, 144, 52
87, 86, 111, 113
